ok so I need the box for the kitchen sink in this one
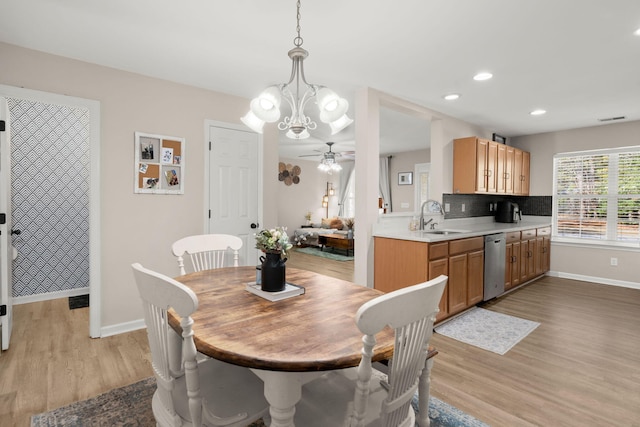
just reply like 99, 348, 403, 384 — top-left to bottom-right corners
421, 229, 468, 235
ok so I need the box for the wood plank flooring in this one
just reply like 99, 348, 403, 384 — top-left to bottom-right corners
0, 298, 152, 426
430, 276, 640, 426
1, 251, 638, 426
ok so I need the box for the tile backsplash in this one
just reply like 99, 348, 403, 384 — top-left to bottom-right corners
442, 194, 552, 219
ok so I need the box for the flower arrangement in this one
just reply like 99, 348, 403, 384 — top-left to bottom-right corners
304, 211, 312, 221
343, 217, 355, 229
255, 227, 293, 258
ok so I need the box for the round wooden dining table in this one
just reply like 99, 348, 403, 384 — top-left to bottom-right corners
170, 266, 436, 427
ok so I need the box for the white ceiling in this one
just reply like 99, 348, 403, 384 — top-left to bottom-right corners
2, 0, 640, 160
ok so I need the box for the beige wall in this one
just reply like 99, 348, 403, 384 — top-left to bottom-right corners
512, 120, 640, 196
0, 42, 279, 331
511, 120, 640, 287
276, 157, 342, 234
388, 149, 430, 213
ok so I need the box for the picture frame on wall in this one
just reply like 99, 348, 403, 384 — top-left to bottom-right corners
134, 131, 185, 194
398, 172, 413, 185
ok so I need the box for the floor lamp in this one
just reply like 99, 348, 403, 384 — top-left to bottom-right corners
322, 182, 334, 218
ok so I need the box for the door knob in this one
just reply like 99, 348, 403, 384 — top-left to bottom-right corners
250, 223, 259, 229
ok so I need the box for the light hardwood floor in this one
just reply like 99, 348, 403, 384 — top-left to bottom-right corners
1, 251, 639, 426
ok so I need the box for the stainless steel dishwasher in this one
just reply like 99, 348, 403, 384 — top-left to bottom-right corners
483, 233, 506, 301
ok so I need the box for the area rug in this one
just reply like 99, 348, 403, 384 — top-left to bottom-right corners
31, 377, 488, 427
295, 246, 354, 261
435, 307, 540, 355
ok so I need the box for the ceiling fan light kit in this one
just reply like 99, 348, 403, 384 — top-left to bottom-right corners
241, 0, 352, 139
316, 142, 343, 173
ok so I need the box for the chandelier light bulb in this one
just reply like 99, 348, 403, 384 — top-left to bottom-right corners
240, 111, 265, 134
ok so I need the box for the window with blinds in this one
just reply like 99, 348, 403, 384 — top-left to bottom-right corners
553, 146, 640, 246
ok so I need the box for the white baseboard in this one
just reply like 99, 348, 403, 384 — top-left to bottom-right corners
547, 270, 640, 290
101, 318, 146, 338
14, 287, 90, 305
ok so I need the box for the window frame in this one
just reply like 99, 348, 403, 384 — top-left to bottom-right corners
552, 145, 640, 248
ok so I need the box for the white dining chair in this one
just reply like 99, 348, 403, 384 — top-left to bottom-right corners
294, 275, 448, 427
131, 263, 269, 427
172, 234, 243, 275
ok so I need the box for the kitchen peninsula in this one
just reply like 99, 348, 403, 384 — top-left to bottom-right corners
373, 216, 551, 322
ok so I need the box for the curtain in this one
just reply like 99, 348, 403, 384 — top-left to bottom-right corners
379, 156, 391, 212
338, 161, 355, 216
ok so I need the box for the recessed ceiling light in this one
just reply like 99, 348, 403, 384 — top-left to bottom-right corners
530, 109, 547, 116
634, 28, 640, 36
443, 93, 460, 101
473, 72, 493, 81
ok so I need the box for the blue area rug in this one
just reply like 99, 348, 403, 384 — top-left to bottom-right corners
295, 246, 354, 261
31, 377, 488, 427
412, 394, 489, 427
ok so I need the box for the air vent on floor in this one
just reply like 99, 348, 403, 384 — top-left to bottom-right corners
598, 116, 626, 122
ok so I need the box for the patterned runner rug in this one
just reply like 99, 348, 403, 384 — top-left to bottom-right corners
435, 307, 540, 355
31, 376, 488, 427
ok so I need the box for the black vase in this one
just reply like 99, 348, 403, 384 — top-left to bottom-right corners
260, 252, 287, 292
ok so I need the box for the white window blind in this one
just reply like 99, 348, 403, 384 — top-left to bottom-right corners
553, 146, 640, 246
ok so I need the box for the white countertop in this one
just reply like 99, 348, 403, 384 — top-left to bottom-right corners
373, 215, 552, 243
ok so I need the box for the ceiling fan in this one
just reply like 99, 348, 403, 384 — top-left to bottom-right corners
298, 142, 355, 160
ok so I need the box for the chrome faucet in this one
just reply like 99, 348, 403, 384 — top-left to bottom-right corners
419, 199, 445, 230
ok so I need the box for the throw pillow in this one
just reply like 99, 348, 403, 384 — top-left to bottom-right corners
330, 218, 344, 230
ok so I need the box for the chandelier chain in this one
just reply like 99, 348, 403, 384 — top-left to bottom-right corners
294, 0, 303, 47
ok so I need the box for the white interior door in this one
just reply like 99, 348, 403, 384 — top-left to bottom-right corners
208, 124, 261, 266
0, 97, 13, 350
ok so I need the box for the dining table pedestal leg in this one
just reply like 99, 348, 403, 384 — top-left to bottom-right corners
251, 369, 324, 427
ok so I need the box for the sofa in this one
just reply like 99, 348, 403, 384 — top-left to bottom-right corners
294, 217, 350, 247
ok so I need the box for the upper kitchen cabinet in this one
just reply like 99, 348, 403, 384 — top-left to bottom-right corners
453, 136, 530, 195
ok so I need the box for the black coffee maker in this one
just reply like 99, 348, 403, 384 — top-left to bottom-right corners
495, 201, 521, 223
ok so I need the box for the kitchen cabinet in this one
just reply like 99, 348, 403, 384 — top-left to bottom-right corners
453, 136, 497, 194
428, 242, 449, 322
467, 249, 485, 306
447, 237, 484, 316
374, 236, 484, 323
505, 227, 550, 290
504, 146, 515, 194
519, 229, 537, 283
504, 231, 521, 291
453, 136, 530, 195
373, 237, 427, 293
513, 149, 530, 195
536, 226, 551, 275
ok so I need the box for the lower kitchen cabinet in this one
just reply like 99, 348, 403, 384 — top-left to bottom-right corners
505, 231, 521, 291
520, 229, 537, 283
373, 237, 427, 293
448, 253, 468, 315
505, 227, 551, 292
447, 237, 484, 316
467, 249, 485, 306
374, 229, 548, 322
374, 236, 484, 323
537, 226, 551, 275
428, 248, 449, 322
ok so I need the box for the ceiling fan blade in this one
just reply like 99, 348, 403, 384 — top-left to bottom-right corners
298, 153, 322, 157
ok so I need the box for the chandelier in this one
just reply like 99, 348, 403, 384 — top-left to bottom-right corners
241, 0, 353, 139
